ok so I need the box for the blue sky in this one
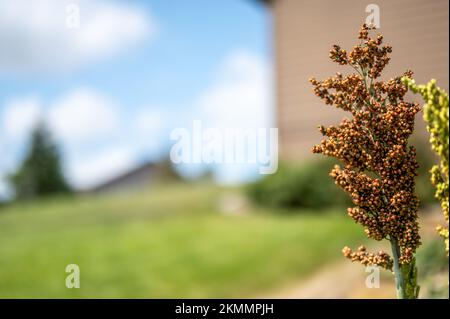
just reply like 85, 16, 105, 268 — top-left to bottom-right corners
0, 0, 273, 197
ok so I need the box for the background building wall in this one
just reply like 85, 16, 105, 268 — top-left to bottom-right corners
270, 0, 449, 160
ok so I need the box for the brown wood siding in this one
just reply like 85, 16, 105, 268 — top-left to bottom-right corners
271, 0, 449, 161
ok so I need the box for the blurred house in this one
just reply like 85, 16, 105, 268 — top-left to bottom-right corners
259, 0, 449, 161
90, 161, 179, 194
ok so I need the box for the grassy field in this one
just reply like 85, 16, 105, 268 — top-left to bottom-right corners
0, 183, 365, 298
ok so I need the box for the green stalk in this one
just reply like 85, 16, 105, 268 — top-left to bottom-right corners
390, 237, 406, 299
390, 238, 420, 299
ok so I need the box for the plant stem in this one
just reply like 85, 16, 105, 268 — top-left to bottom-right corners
390, 237, 406, 299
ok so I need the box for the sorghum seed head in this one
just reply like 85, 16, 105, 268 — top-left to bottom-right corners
312, 25, 421, 269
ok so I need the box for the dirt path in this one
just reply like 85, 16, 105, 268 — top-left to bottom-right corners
259, 208, 445, 299
260, 245, 395, 299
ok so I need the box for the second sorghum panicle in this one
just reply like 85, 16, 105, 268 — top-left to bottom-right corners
403, 78, 449, 256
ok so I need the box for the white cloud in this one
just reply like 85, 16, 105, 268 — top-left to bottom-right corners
2, 96, 42, 141
135, 108, 166, 136
49, 89, 120, 143
129, 107, 170, 157
0, 0, 154, 73
67, 147, 136, 190
199, 50, 273, 129
0, 49, 274, 191
2, 89, 120, 145
0, 179, 9, 200
179, 50, 274, 185
0, 141, 16, 200
199, 51, 273, 184
0, 90, 166, 192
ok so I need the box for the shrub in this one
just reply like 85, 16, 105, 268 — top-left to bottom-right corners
414, 140, 440, 206
416, 239, 449, 298
246, 159, 350, 210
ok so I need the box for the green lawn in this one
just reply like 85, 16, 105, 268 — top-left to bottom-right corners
0, 183, 365, 298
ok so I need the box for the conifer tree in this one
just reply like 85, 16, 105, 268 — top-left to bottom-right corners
10, 122, 71, 200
